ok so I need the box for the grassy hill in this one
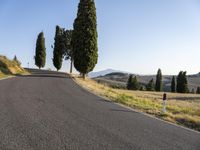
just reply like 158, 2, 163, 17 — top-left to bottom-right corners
94, 72, 200, 92
0, 55, 28, 78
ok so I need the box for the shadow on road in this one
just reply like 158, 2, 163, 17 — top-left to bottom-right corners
17, 74, 70, 79
18, 68, 71, 79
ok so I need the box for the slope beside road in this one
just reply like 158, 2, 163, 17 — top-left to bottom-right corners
0, 69, 199, 150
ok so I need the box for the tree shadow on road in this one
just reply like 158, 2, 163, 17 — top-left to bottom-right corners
16, 74, 71, 79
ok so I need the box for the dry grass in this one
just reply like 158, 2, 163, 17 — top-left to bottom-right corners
0, 55, 29, 78
74, 76, 200, 132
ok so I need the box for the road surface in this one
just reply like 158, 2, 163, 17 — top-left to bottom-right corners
0, 69, 199, 150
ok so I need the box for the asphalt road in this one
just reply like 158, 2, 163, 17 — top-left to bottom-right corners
0, 69, 199, 150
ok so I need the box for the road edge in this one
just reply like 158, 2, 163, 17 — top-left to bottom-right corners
0, 76, 15, 81
70, 75, 200, 134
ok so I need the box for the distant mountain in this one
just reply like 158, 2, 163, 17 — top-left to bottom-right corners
94, 71, 200, 92
88, 69, 127, 78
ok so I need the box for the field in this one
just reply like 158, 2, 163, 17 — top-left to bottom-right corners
94, 72, 200, 92
74, 76, 200, 132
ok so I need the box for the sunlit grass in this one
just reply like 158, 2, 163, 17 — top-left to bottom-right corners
74, 76, 200, 132
0, 55, 29, 78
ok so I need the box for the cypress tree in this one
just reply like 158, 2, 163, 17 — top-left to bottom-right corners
146, 78, 155, 91
127, 75, 133, 90
72, 0, 98, 79
53, 26, 63, 71
191, 89, 195, 94
35, 32, 46, 69
63, 29, 74, 73
127, 75, 139, 90
155, 69, 162, 91
13, 55, 21, 66
171, 76, 176, 92
13, 55, 17, 62
132, 76, 139, 90
196, 87, 200, 94
177, 71, 188, 93
140, 86, 144, 91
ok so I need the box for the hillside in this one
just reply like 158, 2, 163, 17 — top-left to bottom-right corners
0, 55, 27, 78
94, 72, 200, 92
88, 69, 128, 78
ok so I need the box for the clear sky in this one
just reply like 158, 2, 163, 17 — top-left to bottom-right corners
0, 0, 200, 75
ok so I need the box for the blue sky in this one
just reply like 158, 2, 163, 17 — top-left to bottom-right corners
0, 0, 200, 75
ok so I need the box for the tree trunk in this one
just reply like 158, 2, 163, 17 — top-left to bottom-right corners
70, 59, 73, 74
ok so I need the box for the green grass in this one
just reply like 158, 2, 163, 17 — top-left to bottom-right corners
75, 76, 200, 132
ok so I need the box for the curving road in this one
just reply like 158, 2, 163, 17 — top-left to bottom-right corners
0, 69, 199, 150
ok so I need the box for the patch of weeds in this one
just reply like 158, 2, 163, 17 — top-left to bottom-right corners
175, 117, 200, 132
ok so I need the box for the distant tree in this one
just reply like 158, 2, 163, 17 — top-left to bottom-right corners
35, 32, 46, 69
13, 55, 21, 66
155, 69, 162, 91
72, 0, 98, 79
62, 29, 74, 73
127, 75, 139, 90
127, 75, 133, 90
53, 26, 63, 71
191, 89, 195, 94
132, 76, 139, 90
171, 76, 176, 92
196, 87, 200, 94
13, 55, 17, 61
146, 78, 155, 91
176, 71, 189, 93
140, 86, 144, 91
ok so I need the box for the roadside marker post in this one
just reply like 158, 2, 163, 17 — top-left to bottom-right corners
162, 93, 167, 113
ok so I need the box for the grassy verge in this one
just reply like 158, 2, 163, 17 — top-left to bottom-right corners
74, 76, 200, 132
0, 55, 29, 79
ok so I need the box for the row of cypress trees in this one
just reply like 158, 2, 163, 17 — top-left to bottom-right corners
127, 69, 163, 92
126, 69, 194, 94
34, 0, 98, 79
171, 71, 189, 93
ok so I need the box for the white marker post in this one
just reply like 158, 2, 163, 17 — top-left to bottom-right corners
162, 93, 167, 113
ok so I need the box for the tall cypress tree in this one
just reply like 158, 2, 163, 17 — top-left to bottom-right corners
177, 71, 188, 93
171, 76, 176, 92
35, 32, 46, 69
146, 78, 155, 91
53, 26, 63, 71
72, 0, 98, 79
155, 69, 162, 91
63, 29, 74, 73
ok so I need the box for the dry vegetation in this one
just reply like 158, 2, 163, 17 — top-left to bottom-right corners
74, 76, 200, 132
0, 55, 28, 78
